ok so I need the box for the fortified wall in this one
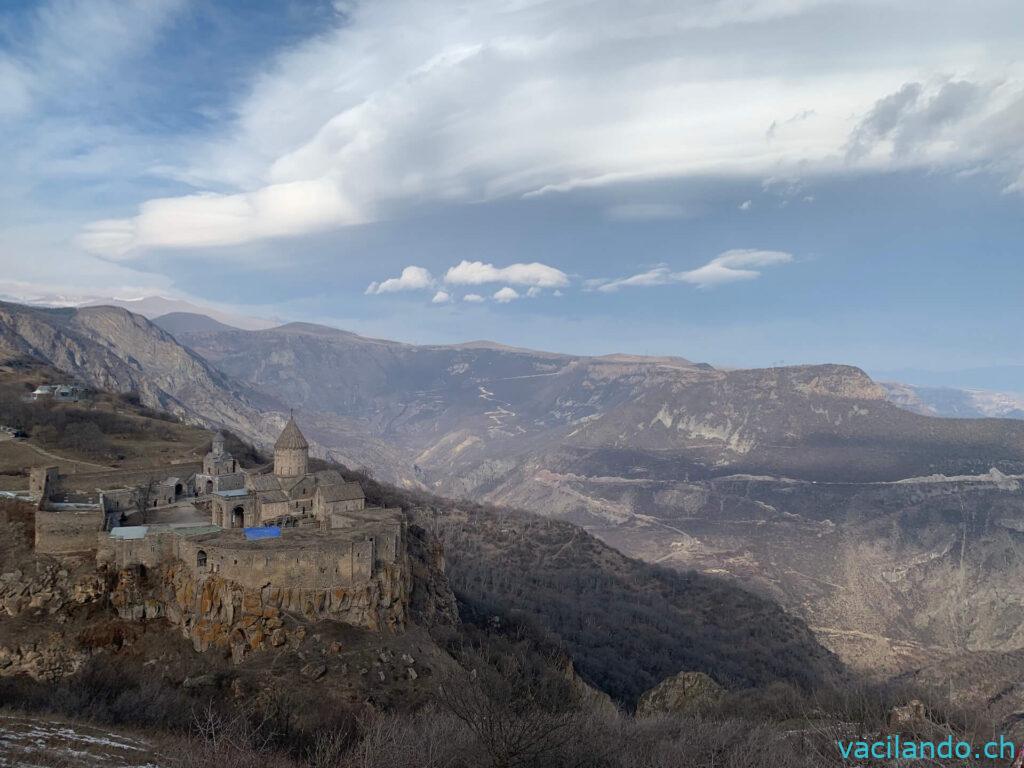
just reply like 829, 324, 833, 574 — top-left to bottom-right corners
101, 515, 410, 659
96, 513, 403, 592
35, 507, 105, 554
21, 415, 420, 661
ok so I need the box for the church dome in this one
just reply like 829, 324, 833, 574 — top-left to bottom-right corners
275, 415, 309, 450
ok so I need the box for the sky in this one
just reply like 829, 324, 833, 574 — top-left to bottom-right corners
1, 0, 1023, 382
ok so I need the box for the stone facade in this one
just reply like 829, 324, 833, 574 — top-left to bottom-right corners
195, 432, 244, 494
273, 416, 309, 477
28, 466, 58, 501
35, 507, 106, 554
24, 413, 411, 652
209, 416, 368, 530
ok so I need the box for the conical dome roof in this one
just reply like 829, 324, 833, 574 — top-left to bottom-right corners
275, 415, 308, 450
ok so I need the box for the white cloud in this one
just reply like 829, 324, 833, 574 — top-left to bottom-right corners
679, 249, 793, 288
463, 293, 485, 303
71, 0, 1024, 256
493, 286, 520, 303
365, 265, 436, 294
431, 289, 452, 304
0, 0, 187, 119
596, 267, 672, 292
739, 200, 752, 211
526, 286, 541, 298
599, 249, 793, 292
80, 179, 360, 257
444, 260, 569, 288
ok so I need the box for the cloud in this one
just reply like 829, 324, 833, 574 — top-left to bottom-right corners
679, 249, 792, 288
365, 265, 435, 294
444, 260, 569, 288
596, 267, 672, 292
431, 289, 452, 304
70, 0, 1024, 256
80, 179, 361, 257
599, 249, 793, 292
846, 79, 1003, 164
739, 200, 752, 211
463, 293, 485, 303
0, 0, 187, 119
493, 286, 520, 303
605, 203, 693, 221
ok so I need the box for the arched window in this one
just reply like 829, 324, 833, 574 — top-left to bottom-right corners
197, 550, 207, 568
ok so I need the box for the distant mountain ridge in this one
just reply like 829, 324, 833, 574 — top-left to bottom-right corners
153, 311, 242, 335
881, 381, 1024, 419
6, 300, 1024, 678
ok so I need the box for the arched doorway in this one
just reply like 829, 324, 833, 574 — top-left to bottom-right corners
205, 479, 213, 494
174, 483, 183, 497
197, 550, 207, 568
232, 506, 245, 528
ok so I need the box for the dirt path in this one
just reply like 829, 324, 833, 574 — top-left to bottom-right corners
1, 435, 109, 470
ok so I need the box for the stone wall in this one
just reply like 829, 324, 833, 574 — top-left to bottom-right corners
176, 535, 377, 590
29, 466, 58, 500
58, 462, 202, 493
98, 521, 403, 591
35, 509, 105, 554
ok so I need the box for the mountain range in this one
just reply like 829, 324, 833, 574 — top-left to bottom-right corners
5, 299, 1024, 685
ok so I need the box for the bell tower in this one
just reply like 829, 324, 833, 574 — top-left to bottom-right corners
274, 413, 309, 478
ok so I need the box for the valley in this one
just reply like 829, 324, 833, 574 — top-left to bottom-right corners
5, 300, 1024, 697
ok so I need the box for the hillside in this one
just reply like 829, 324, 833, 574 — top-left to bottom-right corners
0, 302, 275, 446
0, 382, 843, 718
7, 302, 1024, 677
152, 311, 241, 336
169, 317, 1024, 489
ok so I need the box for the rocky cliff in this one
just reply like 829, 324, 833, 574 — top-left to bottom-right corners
108, 556, 414, 663
0, 302, 269, 443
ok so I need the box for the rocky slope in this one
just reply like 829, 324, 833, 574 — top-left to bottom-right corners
11, 302, 1024, 678
154, 315, 1024, 678
883, 380, 1024, 419
162, 317, 1024, 489
0, 302, 274, 444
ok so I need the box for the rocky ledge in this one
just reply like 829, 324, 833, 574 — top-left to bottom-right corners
110, 559, 412, 663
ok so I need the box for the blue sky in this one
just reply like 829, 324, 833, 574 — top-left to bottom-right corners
2, 0, 1023, 381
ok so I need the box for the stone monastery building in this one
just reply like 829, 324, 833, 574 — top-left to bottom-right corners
205, 415, 368, 531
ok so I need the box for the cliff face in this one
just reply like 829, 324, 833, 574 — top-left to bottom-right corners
108, 553, 415, 663
0, 559, 109, 680
0, 302, 269, 442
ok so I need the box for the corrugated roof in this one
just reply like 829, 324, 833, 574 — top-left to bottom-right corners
244, 526, 281, 540
274, 415, 309, 450
214, 488, 249, 497
110, 526, 148, 539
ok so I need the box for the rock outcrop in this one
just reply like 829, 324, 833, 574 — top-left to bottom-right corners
0, 561, 109, 680
636, 671, 725, 716
0, 562, 106, 620
109, 557, 414, 663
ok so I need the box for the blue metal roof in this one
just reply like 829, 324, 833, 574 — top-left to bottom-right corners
243, 526, 281, 540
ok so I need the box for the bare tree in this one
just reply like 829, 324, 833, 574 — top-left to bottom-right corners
133, 475, 159, 524
436, 647, 581, 768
